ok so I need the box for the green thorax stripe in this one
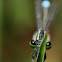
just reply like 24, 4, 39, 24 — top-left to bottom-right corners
36, 29, 41, 40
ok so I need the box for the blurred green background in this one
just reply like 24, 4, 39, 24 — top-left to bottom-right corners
0, 0, 62, 62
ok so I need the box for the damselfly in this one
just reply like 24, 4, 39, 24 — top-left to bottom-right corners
29, 0, 58, 62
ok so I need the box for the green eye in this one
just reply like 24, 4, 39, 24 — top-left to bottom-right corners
46, 42, 51, 50
29, 40, 37, 48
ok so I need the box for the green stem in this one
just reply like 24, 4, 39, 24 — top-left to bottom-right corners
37, 35, 47, 62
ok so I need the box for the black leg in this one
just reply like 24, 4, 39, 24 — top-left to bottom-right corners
44, 53, 46, 61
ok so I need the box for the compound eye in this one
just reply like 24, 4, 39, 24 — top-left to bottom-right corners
31, 40, 36, 45
46, 42, 51, 46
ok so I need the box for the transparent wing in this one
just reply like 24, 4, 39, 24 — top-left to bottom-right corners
35, 0, 43, 30
44, 1, 58, 30
41, 0, 51, 30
